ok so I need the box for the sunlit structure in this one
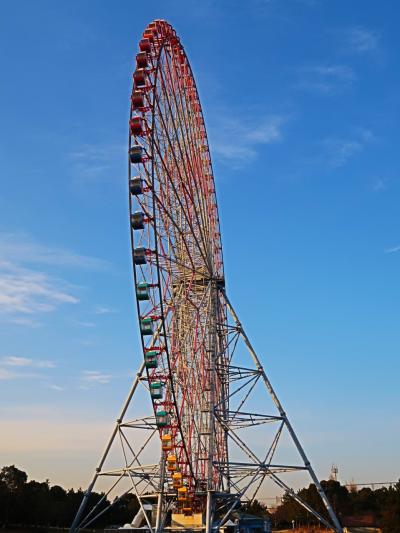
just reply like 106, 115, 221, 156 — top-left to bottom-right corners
70, 20, 343, 533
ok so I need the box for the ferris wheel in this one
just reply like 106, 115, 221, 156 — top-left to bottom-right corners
129, 18, 227, 510
70, 20, 343, 533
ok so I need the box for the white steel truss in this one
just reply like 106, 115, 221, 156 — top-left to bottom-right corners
70, 287, 343, 533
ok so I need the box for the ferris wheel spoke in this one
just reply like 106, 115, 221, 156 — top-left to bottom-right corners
161, 49, 209, 205
151, 118, 211, 272
150, 96, 214, 278
161, 110, 211, 256
155, 57, 212, 260
150, 174, 202, 274
150, 140, 210, 273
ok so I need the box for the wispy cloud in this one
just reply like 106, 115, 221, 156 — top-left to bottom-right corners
359, 128, 376, 143
82, 339, 96, 347
346, 27, 380, 53
322, 128, 375, 168
384, 245, 400, 254
0, 356, 56, 380
48, 384, 64, 392
5, 316, 42, 327
0, 232, 109, 270
210, 114, 288, 166
336, 26, 380, 55
70, 143, 124, 161
372, 178, 388, 192
80, 370, 112, 385
0, 262, 78, 317
75, 321, 96, 328
94, 306, 117, 315
323, 139, 362, 167
69, 143, 125, 182
1, 356, 55, 368
0, 368, 15, 380
297, 64, 356, 94
0, 232, 110, 323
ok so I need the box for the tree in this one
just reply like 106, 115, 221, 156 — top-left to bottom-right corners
380, 481, 400, 533
321, 479, 352, 520
0, 465, 396, 530
241, 499, 270, 518
0, 465, 28, 524
272, 481, 351, 528
0, 465, 27, 492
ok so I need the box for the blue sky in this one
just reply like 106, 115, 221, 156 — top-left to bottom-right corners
0, 0, 399, 492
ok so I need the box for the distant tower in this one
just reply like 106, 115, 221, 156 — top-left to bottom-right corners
347, 479, 358, 493
330, 464, 339, 482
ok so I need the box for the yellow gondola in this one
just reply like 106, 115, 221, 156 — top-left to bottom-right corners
166, 454, 177, 472
172, 472, 182, 488
161, 434, 173, 452
177, 486, 188, 501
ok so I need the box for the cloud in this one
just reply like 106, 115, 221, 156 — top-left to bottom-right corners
0, 368, 42, 381
346, 27, 380, 53
69, 143, 125, 183
372, 178, 388, 192
76, 321, 96, 328
323, 139, 362, 167
0, 232, 110, 323
94, 306, 117, 315
334, 27, 380, 56
48, 384, 64, 391
0, 368, 15, 380
70, 143, 124, 161
322, 128, 375, 168
1, 356, 55, 368
0, 232, 109, 270
245, 118, 285, 143
81, 370, 112, 385
4, 316, 42, 327
0, 262, 78, 318
82, 339, 96, 347
297, 64, 356, 94
307, 65, 355, 79
384, 245, 400, 254
359, 128, 375, 143
0, 356, 56, 380
210, 114, 287, 165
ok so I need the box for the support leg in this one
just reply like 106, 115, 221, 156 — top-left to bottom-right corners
69, 363, 145, 533
221, 290, 343, 533
205, 490, 213, 533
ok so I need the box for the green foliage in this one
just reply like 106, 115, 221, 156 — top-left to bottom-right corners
0, 465, 139, 527
241, 498, 271, 518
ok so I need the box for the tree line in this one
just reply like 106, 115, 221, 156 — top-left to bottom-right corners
0, 465, 138, 527
246, 479, 400, 533
0, 465, 399, 531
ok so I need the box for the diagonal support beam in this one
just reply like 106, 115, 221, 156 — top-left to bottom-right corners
221, 289, 343, 533
69, 362, 145, 533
